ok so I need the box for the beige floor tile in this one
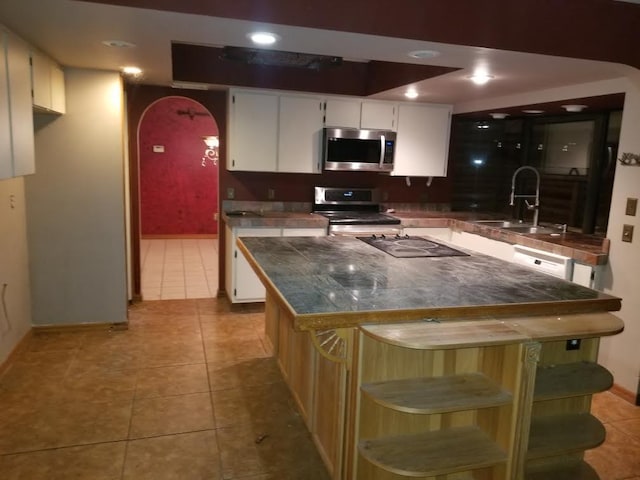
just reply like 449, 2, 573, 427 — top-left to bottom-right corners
585, 422, 640, 479
26, 332, 85, 352
204, 338, 268, 367
129, 392, 214, 438
207, 357, 282, 392
123, 430, 221, 480
136, 364, 209, 398
592, 390, 640, 423
612, 418, 640, 442
211, 381, 298, 429
216, 417, 328, 479
0, 441, 126, 480
138, 341, 205, 368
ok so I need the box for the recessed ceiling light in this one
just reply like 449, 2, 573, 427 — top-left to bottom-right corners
468, 73, 494, 85
562, 104, 587, 112
404, 89, 419, 99
407, 50, 440, 59
489, 113, 509, 119
102, 40, 136, 48
121, 66, 142, 76
248, 32, 280, 46
522, 109, 544, 114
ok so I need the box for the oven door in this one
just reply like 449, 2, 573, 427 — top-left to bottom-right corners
328, 224, 402, 236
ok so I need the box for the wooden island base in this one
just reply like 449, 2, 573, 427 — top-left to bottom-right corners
263, 292, 623, 480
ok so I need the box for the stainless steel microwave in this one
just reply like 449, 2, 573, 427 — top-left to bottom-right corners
323, 128, 396, 172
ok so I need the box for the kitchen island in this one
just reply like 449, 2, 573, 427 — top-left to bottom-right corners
238, 235, 623, 480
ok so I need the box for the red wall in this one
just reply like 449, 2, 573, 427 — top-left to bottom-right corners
139, 96, 219, 235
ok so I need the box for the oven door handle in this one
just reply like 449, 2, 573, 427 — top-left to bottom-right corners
379, 135, 385, 168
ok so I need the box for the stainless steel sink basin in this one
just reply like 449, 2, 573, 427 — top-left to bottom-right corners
473, 220, 521, 228
501, 225, 558, 234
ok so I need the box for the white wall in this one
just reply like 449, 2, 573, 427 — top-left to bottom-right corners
25, 68, 127, 326
599, 72, 640, 397
0, 176, 31, 363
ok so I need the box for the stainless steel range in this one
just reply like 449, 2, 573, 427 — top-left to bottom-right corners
313, 186, 401, 236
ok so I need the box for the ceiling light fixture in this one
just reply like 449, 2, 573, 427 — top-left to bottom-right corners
121, 66, 142, 76
407, 50, 440, 59
102, 40, 136, 48
404, 89, 419, 99
562, 104, 587, 112
522, 109, 544, 114
248, 31, 280, 46
489, 113, 509, 119
468, 73, 494, 85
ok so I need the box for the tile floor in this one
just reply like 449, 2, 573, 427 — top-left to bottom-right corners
0, 299, 329, 479
140, 239, 219, 301
0, 298, 638, 479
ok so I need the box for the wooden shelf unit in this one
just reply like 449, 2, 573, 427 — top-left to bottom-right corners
527, 413, 605, 459
534, 361, 613, 401
353, 326, 524, 479
358, 426, 508, 477
525, 458, 600, 480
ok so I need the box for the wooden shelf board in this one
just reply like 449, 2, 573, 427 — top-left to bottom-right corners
362, 372, 513, 414
358, 426, 507, 477
534, 361, 613, 401
528, 413, 605, 459
361, 320, 529, 350
526, 459, 600, 480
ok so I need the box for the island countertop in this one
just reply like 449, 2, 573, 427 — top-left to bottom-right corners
238, 235, 621, 331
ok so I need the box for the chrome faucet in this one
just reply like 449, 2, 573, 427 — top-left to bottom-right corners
510, 166, 540, 226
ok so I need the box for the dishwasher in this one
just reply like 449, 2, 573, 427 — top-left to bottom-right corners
512, 245, 573, 280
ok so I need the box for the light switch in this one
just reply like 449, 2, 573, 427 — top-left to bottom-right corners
626, 197, 638, 216
227, 187, 235, 200
622, 224, 634, 243
152, 145, 165, 153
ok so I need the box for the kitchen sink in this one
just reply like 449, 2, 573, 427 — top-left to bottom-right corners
501, 225, 559, 234
473, 220, 522, 228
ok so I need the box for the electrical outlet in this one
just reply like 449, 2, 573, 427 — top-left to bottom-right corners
566, 339, 581, 351
622, 224, 634, 243
626, 198, 638, 216
227, 187, 235, 200
268, 188, 275, 200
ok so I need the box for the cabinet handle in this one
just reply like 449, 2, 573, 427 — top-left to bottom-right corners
379, 135, 385, 168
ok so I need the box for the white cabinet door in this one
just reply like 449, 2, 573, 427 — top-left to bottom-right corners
230, 227, 280, 302
31, 49, 51, 110
361, 101, 396, 130
324, 98, 361, 128
402, 227, 452, 242
281, 227, 327, 237
392, 103, 452, 177
278, 95, 323, 173
0, 32, 12, 180
5, 31, 34, 177
30, 49, 65, 114
228, 91, 279, 171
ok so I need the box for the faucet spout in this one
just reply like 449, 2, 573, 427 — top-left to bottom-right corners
510, 166, 541, 226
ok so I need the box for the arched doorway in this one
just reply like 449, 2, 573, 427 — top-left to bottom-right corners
137, 96, 219, 300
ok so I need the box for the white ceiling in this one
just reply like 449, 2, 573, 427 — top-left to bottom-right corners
0, 0, 633, 108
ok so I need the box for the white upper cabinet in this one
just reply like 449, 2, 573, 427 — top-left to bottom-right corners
278, 95, 324, 173
361, 101, 397, 131
228, 90, 279, 171
0, 29, 35, 179
324, 98, 361, 128
31, 49, 66, 114
392, 103, 452, 177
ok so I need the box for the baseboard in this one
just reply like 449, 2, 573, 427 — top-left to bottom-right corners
141, 234, 218, 239
610, 383, 639, 406
0, 328, 33, 377
32, 322, 128, 334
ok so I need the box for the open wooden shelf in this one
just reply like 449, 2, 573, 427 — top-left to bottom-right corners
358, 426, 507, 477
534, 361, 613, 401
528, 413, 605, 459
361, 372, 513, 414
525, 459, 600, 480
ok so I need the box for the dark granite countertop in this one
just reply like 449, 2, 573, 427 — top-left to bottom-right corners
222, 207, 608, 265
238, 236, 621, 331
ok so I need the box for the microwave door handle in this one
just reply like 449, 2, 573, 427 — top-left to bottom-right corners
379, 135, 385, 168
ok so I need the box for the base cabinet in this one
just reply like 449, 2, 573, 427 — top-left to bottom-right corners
227, 226, 326, 303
